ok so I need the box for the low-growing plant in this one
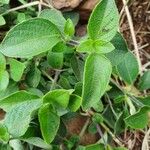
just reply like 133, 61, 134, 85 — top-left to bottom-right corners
0, 0, 150, 149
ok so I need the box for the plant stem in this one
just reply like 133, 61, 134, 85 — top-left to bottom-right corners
1, 1, 52, 16
42, 70, 62, 89
106, 93, 118, 119
100, 123, 124, 147
50, 70, 61, 90
79, 118, 90, 138
96, 124, 107, 145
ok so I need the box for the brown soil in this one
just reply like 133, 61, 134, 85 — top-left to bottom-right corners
120, 0, 150, 64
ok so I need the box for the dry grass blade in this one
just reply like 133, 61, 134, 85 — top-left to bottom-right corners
142, 128, 150, 150
122, 0, 142, 74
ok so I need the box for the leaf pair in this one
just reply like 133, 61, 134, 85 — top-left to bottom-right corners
79, 0, 119, 110
43, 89, 82, 112
39, 89, 82, 144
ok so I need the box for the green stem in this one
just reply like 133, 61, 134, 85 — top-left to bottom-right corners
50, 70, 61, 90
79, 118, 90, 138
100, 123, 124, 147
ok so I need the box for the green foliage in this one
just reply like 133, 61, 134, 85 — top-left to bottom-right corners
4, 100, 42, 137
125, 106, 150, 129
0, 0, 9, 4
0, 52, 6, 71
22, 137, 52, 149
0, 0, 148, 149
92, 113, 103, 124
117, 52, 139, 85
70, 55, 84, 81
86, 144, 105, 150
88, 0, 119, 41
0, 18, 61, 58
47, 51, 64, 69
26, 67, 41, 88
64, 18, 75, 37
77, 39, 114, 54
38, 104, 60, 143
39, 9, 66, 32
0, 91, 40, 112
138, 70, 150, 90
8, 58, 26, 82
68, 94, 82, 112
0, 71, 9, 92
82, 53, 112, 110
0, 123, 9, 143
106, 32, 128, 66
43, 89, 74, 108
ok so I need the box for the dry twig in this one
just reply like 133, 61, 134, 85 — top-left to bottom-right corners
122, 0, 142, 74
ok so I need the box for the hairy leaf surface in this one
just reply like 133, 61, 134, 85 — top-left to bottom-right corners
117, 52, 139, 85
4, 100, 42, 137
38, 104, 60, 143
0, 18, 61, 58
88, 0, 119, 41
82, 53, 112, 110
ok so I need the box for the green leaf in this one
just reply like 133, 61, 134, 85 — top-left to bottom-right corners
0, 71, 9, 92
74, 82, 82, 96
138, 70, 150, 90
26, 67, 41, 88
86, 144, 105, 150
125, 106, 150, 129
64, 18, 75, 37
68, 94, 82, 112
0, 0, 9, 4
43, 89, 74, 108
39, 9, 66, 32
88, 122, 97, 134
47, 51, 63, 69
8, 58, 26, 82
63, 12, 79, 26
0, 91, 40, 112
113, 147, 128, 150
77, 39, 114, 54
0, 144, 11, 150
138, 96, 150, 106
92, 113, 103, 124
22, 137, 52, 149
106, 32, 128, 66
58, 76, 72, 89
117, 52, 139, 85
71, 55, 84, 81
0, 18, 61, 58
82, 53, 112, 110
77, 145, 86, 150
38, 104, 60, 143
88, 0, 119, 41
4, 100, 42, 137
0, 52, 6, 71
92, 101, 104, 112
114, 112, 126, 134
0, 81, 19, 100
17, 13, 26, 23
9, 139, 24, 150
0, 15, 6, 26
0, 123, 9, 143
